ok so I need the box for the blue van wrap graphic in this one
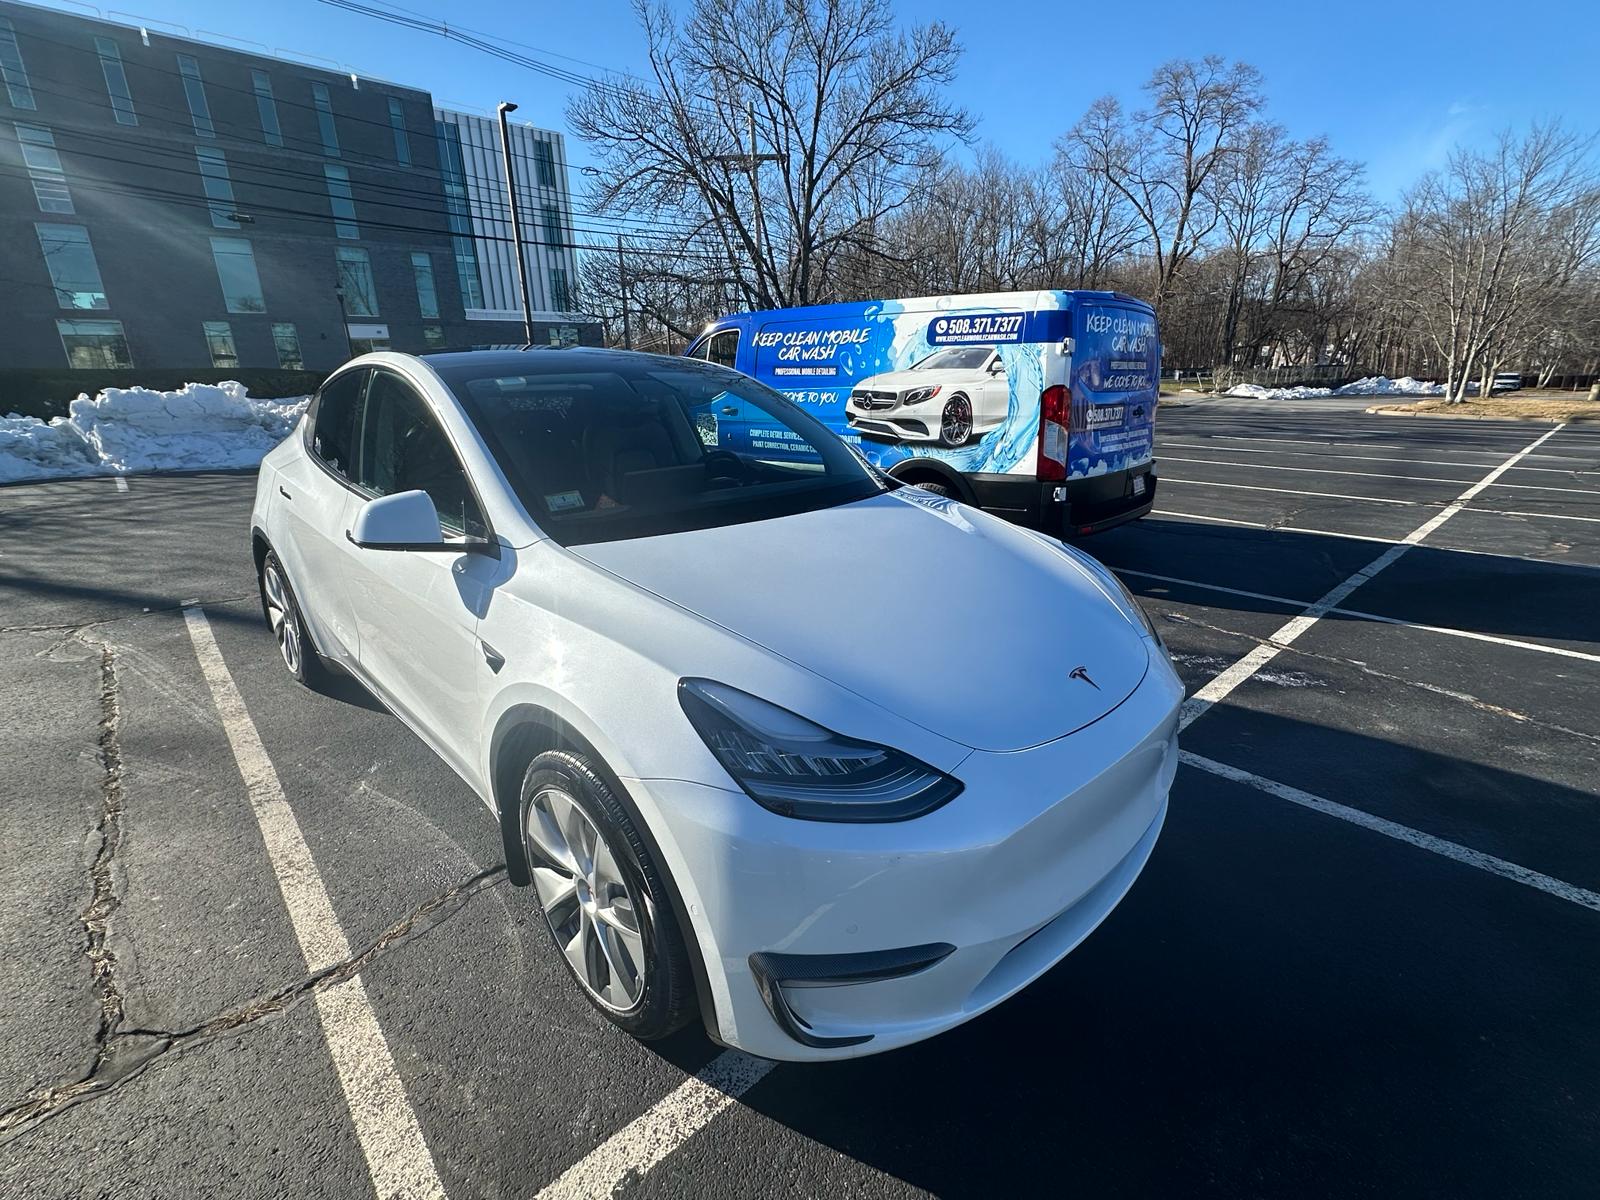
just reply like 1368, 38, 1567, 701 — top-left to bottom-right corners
692, 290, 1154, 486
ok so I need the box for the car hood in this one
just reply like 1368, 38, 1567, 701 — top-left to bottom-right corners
856, 368, 986, 393
569, 491, 1149, 752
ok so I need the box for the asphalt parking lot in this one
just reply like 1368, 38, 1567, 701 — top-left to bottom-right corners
3, 393, 1598, 1198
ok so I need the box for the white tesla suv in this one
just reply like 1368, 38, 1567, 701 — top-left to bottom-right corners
847, 345, 1010, 448
251, 348, 1181, 1061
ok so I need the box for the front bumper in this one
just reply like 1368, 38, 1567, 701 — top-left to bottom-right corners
847, 406, 939, 443
629, 660, 1182, 1061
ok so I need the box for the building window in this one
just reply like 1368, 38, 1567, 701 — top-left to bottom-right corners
36, 224, 107, 310
409, 251, 439, 319
203, 321, 239, 368
387, 96, 411, 165
272, 322, 304, 370
336, 246, 378, 317
0, 17, 35, 111
423, 324, 446, 350
532, 139, 557, 189
435, 120, 484, 308
311, 82, 340, 157
210, 237, 265, 313
17, 125, 72, 213
196, 147, 238, 229
176, 54, 214, 137
58, 319, 132, 368
546, 325, 579, 348
251, 70, 282, 147
549, 266, 571, 313
323, 164, 359, 238
540, 204, 563, 248
93, 37, 138, 126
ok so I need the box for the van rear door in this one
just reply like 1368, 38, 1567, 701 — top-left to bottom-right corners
1070, 302, 1159, 486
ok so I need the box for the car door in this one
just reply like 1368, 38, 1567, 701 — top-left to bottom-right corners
271, 367, 367, 663
978, 350, 1010, 427
342, 367, 498, 780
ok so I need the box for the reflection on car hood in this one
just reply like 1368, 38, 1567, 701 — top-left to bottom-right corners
854, 368, 992, 393
569, 491, 1149, 752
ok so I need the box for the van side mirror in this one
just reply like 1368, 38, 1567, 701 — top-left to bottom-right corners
348, 489, 494, 555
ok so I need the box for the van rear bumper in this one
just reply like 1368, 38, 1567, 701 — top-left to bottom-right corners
968, 466, 1156, 537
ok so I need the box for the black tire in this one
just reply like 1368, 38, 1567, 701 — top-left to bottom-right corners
519, 750, 696, 1040
258, 551, 326, 687
913, 480, 954, 498
939, 394, 973, 447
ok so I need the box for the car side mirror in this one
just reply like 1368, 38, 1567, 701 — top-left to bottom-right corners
348, 490, 495, 555
987, 360, 1004, 374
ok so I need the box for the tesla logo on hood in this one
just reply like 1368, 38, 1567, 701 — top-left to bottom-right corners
1069, 665, 1100, 690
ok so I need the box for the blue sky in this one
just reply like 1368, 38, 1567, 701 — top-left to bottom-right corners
80, 0, 1596, 201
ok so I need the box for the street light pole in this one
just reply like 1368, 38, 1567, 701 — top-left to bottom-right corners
496, 101, 536, 347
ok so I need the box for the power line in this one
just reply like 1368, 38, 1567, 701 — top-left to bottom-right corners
1, 19, 713, 237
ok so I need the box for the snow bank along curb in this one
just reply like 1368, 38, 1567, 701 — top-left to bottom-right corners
1225, 376, 1445, 401
1, 382, 309, 484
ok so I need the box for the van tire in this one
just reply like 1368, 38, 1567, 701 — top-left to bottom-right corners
913, 481, 954, 497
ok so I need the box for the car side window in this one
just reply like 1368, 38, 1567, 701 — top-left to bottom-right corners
355, 370, 486, 538
309, 368, 366, 477
706, 329, 739, 370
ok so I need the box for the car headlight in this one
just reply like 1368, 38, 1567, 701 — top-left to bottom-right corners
678, 679, 962, 822
902, 386, 941, 405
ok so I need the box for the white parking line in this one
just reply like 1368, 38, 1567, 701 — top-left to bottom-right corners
1163, 478, 1430, 506
1160, 441, 1593, 475
1117, 567, 1600, 664
1181, 752, 1600, 913
1147, 508, 1600, 575
183, 608, 446, 1200
1177, 425, 1568, 730
534, 1051, 776, 1200
1159, 455, 1600, 496
114, 476, 129, 492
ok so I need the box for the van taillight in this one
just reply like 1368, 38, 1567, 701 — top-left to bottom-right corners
1037, 385, 1070, 481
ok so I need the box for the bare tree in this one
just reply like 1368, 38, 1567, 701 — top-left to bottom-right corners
569, 0, 974, 315
1065, 57, 1264, 313
1389, 123, 1598, 401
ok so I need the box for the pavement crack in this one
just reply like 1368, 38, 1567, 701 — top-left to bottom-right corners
0, 593, 256, 636
1161, 610, 1600, 746
0, 862, 508, 1144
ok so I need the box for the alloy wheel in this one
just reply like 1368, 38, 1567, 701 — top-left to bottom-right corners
525, 786, 647, 1011
261, 562, 303, 676
940, 396, 973, 446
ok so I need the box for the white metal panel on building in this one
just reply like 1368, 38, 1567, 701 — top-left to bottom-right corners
433, 108, 580, 322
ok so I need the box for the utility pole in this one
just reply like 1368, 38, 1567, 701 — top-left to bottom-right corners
616, 233, 632, 350
707, 103, 783, 303
496, 101, 535, 347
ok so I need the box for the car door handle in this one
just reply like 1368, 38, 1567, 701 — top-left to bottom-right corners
479, 639, 505, 673
720, 406, 739, 415
278, 485, 293, 500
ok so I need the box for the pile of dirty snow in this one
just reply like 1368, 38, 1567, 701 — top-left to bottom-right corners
0, 382, 309, 484
1225, 376, 1446, 401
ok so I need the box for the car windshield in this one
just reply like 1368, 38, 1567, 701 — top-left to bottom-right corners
914, 347, 994, 370
435, 355, 884, 546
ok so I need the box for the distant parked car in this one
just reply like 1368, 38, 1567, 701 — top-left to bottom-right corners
251, 347, 1180, 1061
848, 345, 1010, 447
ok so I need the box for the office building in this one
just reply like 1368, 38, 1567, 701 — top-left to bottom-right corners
0, 0, 597, 373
